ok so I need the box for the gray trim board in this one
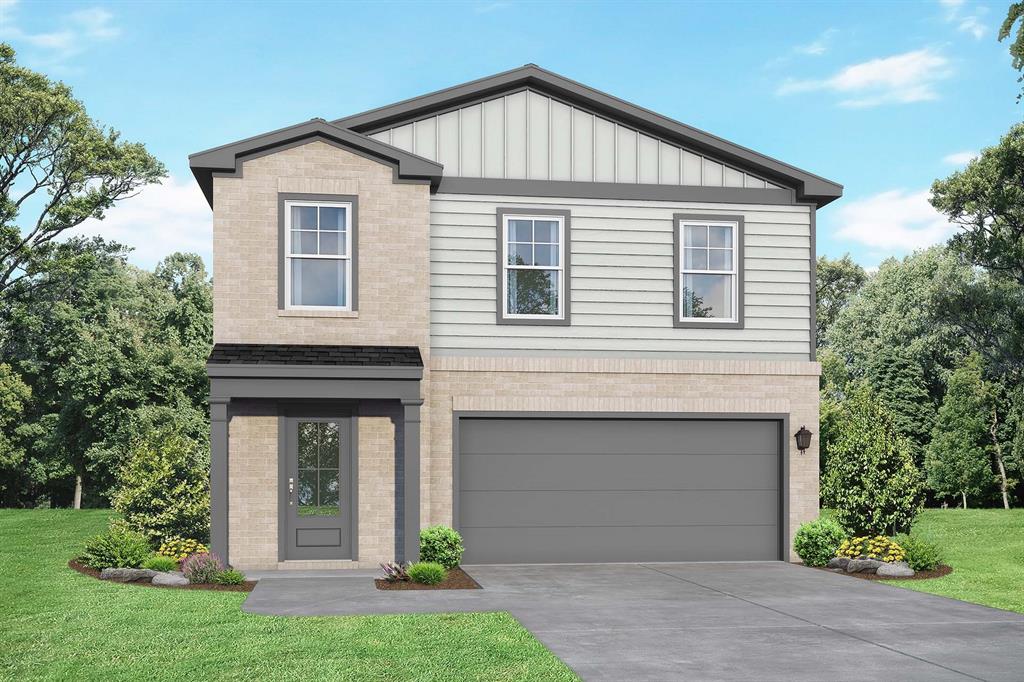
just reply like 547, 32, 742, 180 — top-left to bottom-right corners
209, 377, 421, 402
672, 214, 745, 330
334, 64, 842, 207
438, 177, 797, 205
189, 119, 442, 207
210, 398, 230, 566
451, 411, 790, 564
277, 193, 359, 312
401, 399, 423, 564
496, 207, 572, 326
804, 202, 818, 360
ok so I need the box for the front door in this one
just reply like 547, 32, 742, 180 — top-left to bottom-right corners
284, 418, 353, 560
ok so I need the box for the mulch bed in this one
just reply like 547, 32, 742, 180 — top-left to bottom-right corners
812, 564, 954, 581
68, 560, 256, 592
375, 567, 481, 590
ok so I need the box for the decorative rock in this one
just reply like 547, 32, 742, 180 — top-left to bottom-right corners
827, 557, 850, 570
845, 558, 883, 574
876, 561, 915, 578
99, 568, 157, 582
152, 571, 189, 586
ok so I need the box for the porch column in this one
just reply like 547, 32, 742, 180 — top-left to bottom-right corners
210, 397, 230, 566
401, 398, 423, 563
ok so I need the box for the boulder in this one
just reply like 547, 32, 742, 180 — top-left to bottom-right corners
99, 568, 157, 582
845, 559, 883, 574
876, 561, 915, 578
152, 571, 189, 586
826, 557, 850, 570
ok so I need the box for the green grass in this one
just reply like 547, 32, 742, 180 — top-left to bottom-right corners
888, 508, 1024, 614
0, 510, 577, 681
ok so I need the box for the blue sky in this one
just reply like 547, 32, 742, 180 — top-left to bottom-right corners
3, 0, 1022, 269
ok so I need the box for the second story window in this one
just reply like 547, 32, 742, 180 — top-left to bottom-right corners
500, 212, 569, 322
285, 200, 352, 309
677, 218, 740, 324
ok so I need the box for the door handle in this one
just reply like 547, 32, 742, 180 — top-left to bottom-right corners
289, 477, 294, 505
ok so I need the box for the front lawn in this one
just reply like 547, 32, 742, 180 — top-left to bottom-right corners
889, 508, 1024, 614
0, 510, 577, 681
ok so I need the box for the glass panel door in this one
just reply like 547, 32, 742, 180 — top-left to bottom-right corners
296, 421, 342, 518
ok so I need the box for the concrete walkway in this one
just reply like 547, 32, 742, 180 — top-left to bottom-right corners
243, 562, 1024, 681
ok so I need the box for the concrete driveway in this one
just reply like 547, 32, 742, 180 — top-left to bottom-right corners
243, 562, 1024, 681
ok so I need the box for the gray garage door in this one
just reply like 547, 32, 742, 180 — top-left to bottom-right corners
456, 417, 782, 564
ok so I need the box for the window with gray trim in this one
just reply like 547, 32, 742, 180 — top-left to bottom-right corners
284, 200, 353, 309
673, 215, 744, 328
498, 210, 571, 323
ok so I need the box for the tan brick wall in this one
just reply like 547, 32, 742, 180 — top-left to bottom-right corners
357, 414, 396, 565
426, 356, 820, 561
227, 416, 278, 570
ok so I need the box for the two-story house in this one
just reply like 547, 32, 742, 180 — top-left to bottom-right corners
191, 65, 841, 570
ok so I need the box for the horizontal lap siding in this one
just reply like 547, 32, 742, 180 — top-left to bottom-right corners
430, 194, 812, 358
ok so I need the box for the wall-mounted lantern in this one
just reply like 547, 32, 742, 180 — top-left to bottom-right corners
795, 426, 813, 454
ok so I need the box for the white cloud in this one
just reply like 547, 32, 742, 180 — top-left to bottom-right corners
777, 49, 952, 107
833, 189, 956, 252
794, 28, 837, 56
943, 150, 978, 165
940, 0, 987, 39
70, 176, 212, 270
2, 2, 120, 63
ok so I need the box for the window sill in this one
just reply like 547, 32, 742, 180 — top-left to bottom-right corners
278, 309, 359, 319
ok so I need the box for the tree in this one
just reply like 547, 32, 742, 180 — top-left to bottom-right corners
926, 355, 997, 508
931, 124, 1024, 379
0, 43, 164, 300
999, 3, 1024, 101
867, 345, 936, 466
816, 254, 867, 347
820, 384, 924, 535
0, 363, 31, 501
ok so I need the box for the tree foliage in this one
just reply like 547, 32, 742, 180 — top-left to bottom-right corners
999, 3, 1024, 101
867, 345, 936, 465
816, 254, 867, 347
821, 384, 924, 535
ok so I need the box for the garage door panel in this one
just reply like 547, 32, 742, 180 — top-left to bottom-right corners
460, 489, 779, 528
461, 525, 780, 564
459, 419, 779, 456
460, 453, 779, 491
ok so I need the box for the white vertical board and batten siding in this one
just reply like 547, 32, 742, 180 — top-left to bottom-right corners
370, 89, 781, 190
430, 194, 812, 359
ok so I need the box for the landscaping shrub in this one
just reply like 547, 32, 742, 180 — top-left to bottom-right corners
111, 431, 211, 546
407, 562, 447, 585
793, 517, 847, 566
896, 534, 944, 571
141, 555, 178, 572
80, 527, 151, 569
419, 525, 464, 569
157, 537, 207, 562
181, 552, 224, 584
837, 536, 905, 563
214, 569, 246, 585
820, 384, 924, 535
380, 561, 410, 582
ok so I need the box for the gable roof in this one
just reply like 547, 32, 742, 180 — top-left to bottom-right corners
335, 64, 842, 207
189, 118, 443, 207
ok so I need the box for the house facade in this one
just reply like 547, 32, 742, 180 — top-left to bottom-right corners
191, 65, 841, 570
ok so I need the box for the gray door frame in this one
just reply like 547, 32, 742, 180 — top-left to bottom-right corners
452, 411, 790, 562
278, 406, 358, 561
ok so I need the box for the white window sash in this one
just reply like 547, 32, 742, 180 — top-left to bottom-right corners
503, 214, 565, 320
679, 221, 738, 323
284, 200, 353, 310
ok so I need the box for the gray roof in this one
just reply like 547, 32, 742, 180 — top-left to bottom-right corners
207, 343, 423, 367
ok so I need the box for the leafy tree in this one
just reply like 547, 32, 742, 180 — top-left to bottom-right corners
931, 124, 1024, 379
816, 254, 867, 347
820, 384, 924, 535
0, 43, 164, 301
867, 345, 936, 466
0, 363, 31, 501
926, 355, 997, 508
1000, 3, 1024, 101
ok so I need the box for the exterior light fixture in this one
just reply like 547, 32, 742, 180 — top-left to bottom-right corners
795, 425, 813, 453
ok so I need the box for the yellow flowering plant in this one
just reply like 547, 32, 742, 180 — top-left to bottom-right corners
158, 537, 208, 562
836, 536, 905, 563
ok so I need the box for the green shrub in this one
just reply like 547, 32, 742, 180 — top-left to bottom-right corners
111, 431, 211, 546
820, 384, 924, 535
793, 517, 847, 566
141, 555, 178, 572
81, 527, 151, 569
896, 534, 944, 571
215, 569, 246, 585
419, 525, 464, 569
407, 561, 447, 585
838, 536, 905, 563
